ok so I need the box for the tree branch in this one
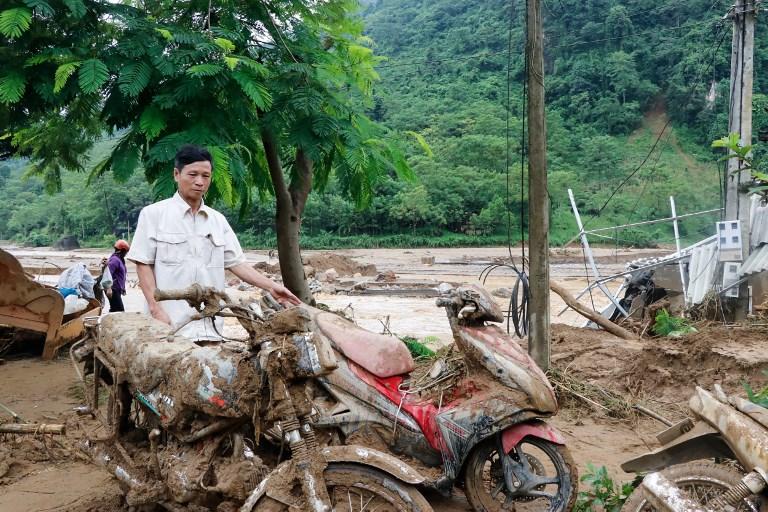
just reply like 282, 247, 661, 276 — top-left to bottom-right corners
550, 280, 638, 340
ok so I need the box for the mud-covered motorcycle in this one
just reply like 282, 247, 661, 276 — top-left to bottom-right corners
72, 282, 576, 511
621, 385, 768, 511
72, 285, 433, 512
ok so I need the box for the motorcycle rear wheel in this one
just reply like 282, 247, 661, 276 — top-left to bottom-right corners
464, 436, 577, 512
621, 461, 759, 511
252, 463, 433, 512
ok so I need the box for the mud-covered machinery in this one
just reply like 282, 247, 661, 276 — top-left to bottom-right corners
73, 281, 577, 512
622, 385, 768, 511
0, 248, 100, 359
72, 284, 433, 512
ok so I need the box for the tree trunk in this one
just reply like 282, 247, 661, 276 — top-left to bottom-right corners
261, 130, 313, 304
549, 280, 638, 340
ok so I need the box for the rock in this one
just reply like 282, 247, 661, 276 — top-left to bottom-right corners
227, 278, 241, 287
323, 268, 339, 282
352, 281, 367, 291
353, 272, 362, 278
54, 235, 80, 250
308, 278, 323, 294
421, 256, 436, 265
492, 287, 514, 298
238, 283, 252, 291
304, 265, 315, 278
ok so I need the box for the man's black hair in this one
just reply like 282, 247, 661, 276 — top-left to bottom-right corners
174, 144, 213, 171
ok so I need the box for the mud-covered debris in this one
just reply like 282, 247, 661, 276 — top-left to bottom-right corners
375, 271, 397, 282
321, 268, 339, 283
492, 287, 513, 298
304, 253, 377, 277
253, 261, 281, 274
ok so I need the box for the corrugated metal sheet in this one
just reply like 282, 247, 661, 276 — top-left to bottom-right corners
749, 196, 768, 247
686, 240, 719, 305
739, 243, 768, 277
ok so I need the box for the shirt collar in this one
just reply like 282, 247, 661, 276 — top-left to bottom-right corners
172, 191, 210, 217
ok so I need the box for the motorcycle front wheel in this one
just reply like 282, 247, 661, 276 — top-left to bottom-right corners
464, 436, 577, 512
252, 463, 433, 512
622, 461, 759, 511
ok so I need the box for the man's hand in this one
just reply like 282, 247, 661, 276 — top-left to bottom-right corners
105, 288, 113, 299
229, 262, 303, 306
150, 303, 172, 325
269, 283, 301, 306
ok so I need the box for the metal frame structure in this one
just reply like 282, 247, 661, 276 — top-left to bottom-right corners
563, 188, 723, 319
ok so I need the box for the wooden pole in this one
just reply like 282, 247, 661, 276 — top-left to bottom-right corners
527, 0, 550, 370
550, 281, 638, 340
725, 0, 755, 319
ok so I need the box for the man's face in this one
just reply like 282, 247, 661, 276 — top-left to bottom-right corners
174, 160, 212, 203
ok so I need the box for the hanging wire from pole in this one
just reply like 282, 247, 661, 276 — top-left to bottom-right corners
480, 0, 530, 338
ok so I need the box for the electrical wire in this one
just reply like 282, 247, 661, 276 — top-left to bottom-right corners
580, 20, 730, 231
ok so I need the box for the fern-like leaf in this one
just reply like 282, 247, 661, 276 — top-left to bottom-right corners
111, 140, 141, 182
78, 58, 108, 94
406, 131, 433, 158
213, 37, 235, 53
23, 0, 53, 16
0, 8, 32, 39
139, 105, 166, 140
186, 63, 224, 77
118, 61, 151, 97
232, 71, 272, 109
209, 146, 235, 206
62, 0, 85, 18
0, 73, 26, 104
54, 61, 80, 93
155, 27, 172, 41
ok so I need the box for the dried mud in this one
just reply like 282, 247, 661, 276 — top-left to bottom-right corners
550, 323, 768, 404
304, 253, 377, 277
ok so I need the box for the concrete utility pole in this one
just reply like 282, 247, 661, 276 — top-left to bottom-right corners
526, 0, 550, 369
725, 0, 756, 318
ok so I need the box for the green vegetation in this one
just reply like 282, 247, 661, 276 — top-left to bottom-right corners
399, 335, 436, 359
652, 309, 697, 337
575, 463, 634, 511
3, 0, 768, 250
744, 370, 768, 408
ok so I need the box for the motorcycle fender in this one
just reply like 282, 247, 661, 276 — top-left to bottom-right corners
501, 420, 566, 453
621, 421, 730, 474
240, 449, 427, 512
320, 445, 427, 485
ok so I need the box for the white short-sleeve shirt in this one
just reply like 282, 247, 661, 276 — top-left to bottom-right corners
127, 192, 246, 340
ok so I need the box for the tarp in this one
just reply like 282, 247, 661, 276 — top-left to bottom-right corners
57, 263, 96, 299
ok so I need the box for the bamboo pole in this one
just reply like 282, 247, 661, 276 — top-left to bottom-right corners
0, 423, 66, 435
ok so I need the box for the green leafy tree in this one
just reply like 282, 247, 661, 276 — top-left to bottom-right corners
1, 0, 424, 302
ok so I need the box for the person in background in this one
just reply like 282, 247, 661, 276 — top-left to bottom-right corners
106, 240, 130, 312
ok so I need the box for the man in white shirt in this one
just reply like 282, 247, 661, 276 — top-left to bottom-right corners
127, 145, 300, 340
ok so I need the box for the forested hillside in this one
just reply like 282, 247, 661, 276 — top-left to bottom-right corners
2, 0, 767, 248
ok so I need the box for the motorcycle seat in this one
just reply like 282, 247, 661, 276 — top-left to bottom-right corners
314, 312, 415, 378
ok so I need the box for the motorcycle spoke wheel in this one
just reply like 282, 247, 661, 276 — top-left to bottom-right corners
253, 463, 433, 512
464, 436, 578, 512
622, 461, 759, 512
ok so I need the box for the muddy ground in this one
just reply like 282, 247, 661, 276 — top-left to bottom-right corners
2, 246, 767, 511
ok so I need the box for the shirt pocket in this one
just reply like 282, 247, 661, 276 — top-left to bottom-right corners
155, 233, 189, 266
205, 233, 226, 268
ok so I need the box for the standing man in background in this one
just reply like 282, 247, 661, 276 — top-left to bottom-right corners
106, 239, 130, 312
127, 144, 300, 340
